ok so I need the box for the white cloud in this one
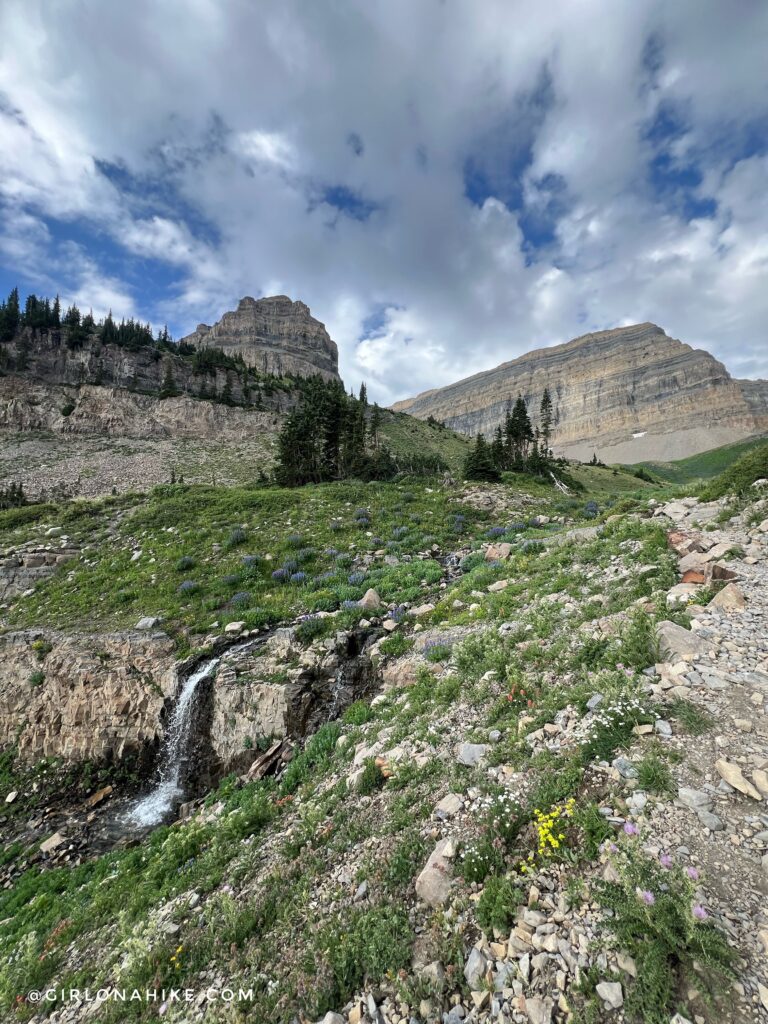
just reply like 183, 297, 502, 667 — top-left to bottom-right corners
0, 0, 766, 404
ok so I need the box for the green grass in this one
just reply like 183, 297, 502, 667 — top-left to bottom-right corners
631, 434, 768, 486
378, 408, 471, 474
3, 480, 489, 647
700, 441, 768, 499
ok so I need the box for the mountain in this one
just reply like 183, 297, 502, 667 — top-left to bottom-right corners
180, 295, 340, 381
393, 322, 768, 462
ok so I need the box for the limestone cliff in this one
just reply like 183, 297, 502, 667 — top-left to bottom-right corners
180, 295, 340, 382
0, 630, 178, 764
393, 323, 768, 462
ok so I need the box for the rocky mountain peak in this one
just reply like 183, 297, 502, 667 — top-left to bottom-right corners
182, 294, 340, 381
394, 322, 768, 462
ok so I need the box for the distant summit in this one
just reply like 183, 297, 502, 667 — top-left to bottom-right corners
181, 295, 340, 382
393, 322, 768, 462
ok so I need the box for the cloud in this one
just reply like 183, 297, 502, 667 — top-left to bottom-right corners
0, 0, 766, 404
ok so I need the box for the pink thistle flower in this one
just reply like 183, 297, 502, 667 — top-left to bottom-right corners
638, 889, 655, 905
623, 822, 639, 836
692, 904, 708, 921
686, 866, 699, 880
659, 853, 673, 869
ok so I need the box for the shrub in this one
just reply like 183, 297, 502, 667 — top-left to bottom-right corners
476, 876, 522, 933
230, 591, 251, 608
290, 571, 308, 584
583, 501, 599, 519
459, 837, 503, 884
241, 555, 261, 569
316, 907, 412, 1014
485, 526, 506, 539
225, 527, 247, 549
348, 571, 366, 586
282, 558, 299, 574
379, 633, 413, 657
598, 835, 734, 1023
177, 580, 199, 595
357, 758, 386, 796
175, 555, 196, 572
342, 700, 375, 725
295, 615, 327, 643
271, 568, 290, 583
423, 641, 452, 663
221, 573, 241, 588
29, 670, 45, 687
459, 552, 485, 572
296, 547, 316, 563
286, 533, 303, 548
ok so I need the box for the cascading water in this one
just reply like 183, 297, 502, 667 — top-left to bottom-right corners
125, 655, 220, 828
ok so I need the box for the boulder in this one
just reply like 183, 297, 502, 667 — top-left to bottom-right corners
359, 588, 382, 611
457, 742, 487, 767
708, 583, 746, 612
715, 759, 762, 800
656, 621, 708, 661
415, 838, 454, 907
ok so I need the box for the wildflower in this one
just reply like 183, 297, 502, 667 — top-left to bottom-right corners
692, 904, 708, 921
659, 853, 673, 869
623, 822, 639, 836
638, 889, 655, 905
686, 866, 699, 880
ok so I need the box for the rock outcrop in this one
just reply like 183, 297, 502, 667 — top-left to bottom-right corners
393, 323, 768, 462
180, 295, 340, 382
0, 377, 287, 441
0, 630, 178, 764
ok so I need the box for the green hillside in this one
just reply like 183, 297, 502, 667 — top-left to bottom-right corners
630, 434, 768, 485
378, 409, 471, 473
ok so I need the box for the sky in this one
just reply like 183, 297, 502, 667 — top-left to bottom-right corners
0, 1, 767, 405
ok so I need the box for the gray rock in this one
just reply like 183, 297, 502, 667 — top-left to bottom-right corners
525, 995, 553, 1024
656, 620, 708, 661
595, 981, 623, 1009
587, 693, 604, 710
415, 839, 454, 907
135, 616, 161, 630
464, 947, 489, 987
457, 742, 488, 767
654, 719, 672, 737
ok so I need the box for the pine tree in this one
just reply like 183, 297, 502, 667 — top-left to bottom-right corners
159, 361, 179, 398
52, 294, 61, 327
369, 402, 382, 448
540, 387, 553, 459
490, 425, 505, 470
463, 434, 500, 482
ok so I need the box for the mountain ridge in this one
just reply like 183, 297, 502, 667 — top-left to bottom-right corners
392, 322, 768, 462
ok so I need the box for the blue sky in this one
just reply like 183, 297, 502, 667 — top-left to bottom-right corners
0, 1, 766, 402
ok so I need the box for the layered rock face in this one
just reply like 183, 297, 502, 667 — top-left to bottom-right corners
0, 630, 178, 763
181, 295, 340, 382
0, 377, 287, 441
393, 323, 768, 462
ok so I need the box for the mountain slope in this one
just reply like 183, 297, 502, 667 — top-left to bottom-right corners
393, 323, 768, 463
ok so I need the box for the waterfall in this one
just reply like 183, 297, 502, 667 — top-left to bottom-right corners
125, 655, 220, 828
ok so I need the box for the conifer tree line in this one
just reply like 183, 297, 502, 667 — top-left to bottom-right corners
275, 378, 396, 486
463, 388, 556, 481
0, 285, 170, 352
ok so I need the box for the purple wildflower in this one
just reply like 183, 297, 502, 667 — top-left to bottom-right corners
692, 904, 708, 921
623, 822, 639, 836
686, 866, 699, 880
638, 889, 655, 905
659, 853, 673, 869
